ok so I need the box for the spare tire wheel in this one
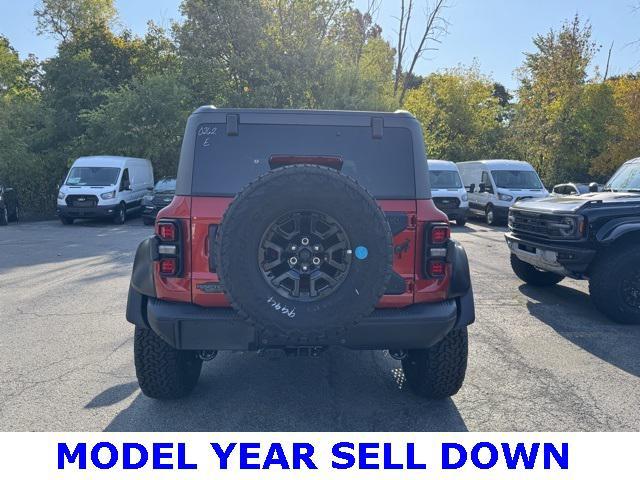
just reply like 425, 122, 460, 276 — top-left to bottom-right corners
216, 164, 393, 343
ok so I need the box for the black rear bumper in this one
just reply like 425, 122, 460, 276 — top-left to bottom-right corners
127, 290, 474, 351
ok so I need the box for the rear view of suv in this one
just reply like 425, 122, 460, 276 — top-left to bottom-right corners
126, 108, 475, 400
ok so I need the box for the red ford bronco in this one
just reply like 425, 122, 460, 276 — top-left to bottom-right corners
126, 107, 475, 400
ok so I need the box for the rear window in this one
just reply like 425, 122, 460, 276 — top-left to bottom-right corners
191, 123, 416, 198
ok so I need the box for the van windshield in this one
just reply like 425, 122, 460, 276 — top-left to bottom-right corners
429, 170, 462, 189
66, 167, 121, 186
491, 170, 543, 190
605, 163, 640, 192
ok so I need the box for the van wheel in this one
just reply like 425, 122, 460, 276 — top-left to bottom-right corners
114, 203, 126, 224
0, 207, 7, 226
402, 327, 468, 399
134, 327, 203, 399
456, 217, 467, 227
589, 246, 640, 325
60, 216, 74, 225
510, 254, 564, 286
485, 205, 496, 225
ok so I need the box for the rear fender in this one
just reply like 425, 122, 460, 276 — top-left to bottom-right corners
126, 236, 157, 327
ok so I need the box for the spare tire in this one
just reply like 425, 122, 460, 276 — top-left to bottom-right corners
216, 164, 393, 344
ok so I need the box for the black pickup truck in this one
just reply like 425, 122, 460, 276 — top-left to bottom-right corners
505, 157, 640, 325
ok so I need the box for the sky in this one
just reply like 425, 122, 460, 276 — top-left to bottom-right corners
1, 0, 638, 91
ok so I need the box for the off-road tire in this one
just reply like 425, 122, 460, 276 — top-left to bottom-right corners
114, 203, 126, 224
134, 326, 203, 399
60, 216, 74, 225
216, 164, 393, 343
0, 207, 7, 226
589, 246, 640, 325
402, 327, 468, 399
510, 254, 564, 286
143, 216, 155, 226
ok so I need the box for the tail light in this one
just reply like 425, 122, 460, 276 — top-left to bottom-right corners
156, 220, 182, 277
423, 223, 450, 278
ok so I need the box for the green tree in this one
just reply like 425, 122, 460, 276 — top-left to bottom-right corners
34, 0, 117, 42
80, 74, 191, 177
403, 65, 508, 162
591, 75, 640, 179
511, 15, 618, 185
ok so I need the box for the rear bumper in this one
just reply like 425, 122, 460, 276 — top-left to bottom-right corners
505, 232, 596, 276
57, 204, 117, 219
128, 290, 474, 351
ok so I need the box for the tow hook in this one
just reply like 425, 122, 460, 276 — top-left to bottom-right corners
198, 350, 218, 361
388, 349, 407, 360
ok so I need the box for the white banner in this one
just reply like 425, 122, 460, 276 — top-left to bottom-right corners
0, 432, 636, 479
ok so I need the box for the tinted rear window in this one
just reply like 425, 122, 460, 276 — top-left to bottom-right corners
191, 124, 415, 198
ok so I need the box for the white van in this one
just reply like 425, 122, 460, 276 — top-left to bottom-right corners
57, 156, 154, 225
457, 160, 548, 225
427, 160, 469, 226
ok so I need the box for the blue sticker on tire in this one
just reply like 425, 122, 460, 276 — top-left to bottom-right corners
355, 246, 368, 260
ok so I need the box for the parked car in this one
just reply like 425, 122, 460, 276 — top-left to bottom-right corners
458, 160, 549, 225
551, 182, 601, 196
506, 156, 640, 324
142, 177, 176, 225
126, 107, 475, 400
0, 183, 19, 226
427, 160, 469, 226
57, 156, 154, 225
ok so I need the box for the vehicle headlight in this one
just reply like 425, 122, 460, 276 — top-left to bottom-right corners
57, 191, 65, 200
100, 190, 116, 200
462, 193, 468, 202
549, 216, 586, 238
498, 193, 514, 202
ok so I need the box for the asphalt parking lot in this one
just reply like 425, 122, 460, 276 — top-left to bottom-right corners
0, 217, 639, 431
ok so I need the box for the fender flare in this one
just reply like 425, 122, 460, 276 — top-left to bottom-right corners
126, 236, 158, 327
447, 240, 475, 328
596, 217, 640, 244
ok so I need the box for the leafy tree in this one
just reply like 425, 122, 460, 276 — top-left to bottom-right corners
80, 74, 191, 177
34, 0, 116, 42
511, 15, 616, 185
590, 75, 640, 179
403, 65, 508, 162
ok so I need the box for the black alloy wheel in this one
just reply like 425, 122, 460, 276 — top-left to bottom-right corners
258, 210, 352, 301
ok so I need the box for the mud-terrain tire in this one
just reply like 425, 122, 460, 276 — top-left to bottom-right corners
134, 326, 203, 399
402, 327, 468, 399
589, 245, 640, 325
60, 216, 74, 225
216, 164, 393, 343
510, 254, 564, 286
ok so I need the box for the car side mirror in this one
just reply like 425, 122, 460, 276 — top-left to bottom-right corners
467, 183, 475, 193
478, 183, 486, 193
121, 180, 131, 191
589, 182, 599, 193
